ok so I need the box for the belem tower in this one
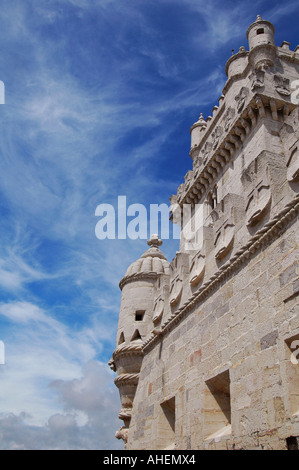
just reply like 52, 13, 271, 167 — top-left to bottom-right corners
109, 15, 299, 450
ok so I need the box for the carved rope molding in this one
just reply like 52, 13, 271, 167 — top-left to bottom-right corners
113, 342, 144, 360
143, 192, 299, 353
119, 271, 158, 290
114, 373, 140, 387
180, 94, 295, 207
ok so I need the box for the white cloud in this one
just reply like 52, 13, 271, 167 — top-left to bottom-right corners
0, 301, 46, 323
0, 361, 122, 449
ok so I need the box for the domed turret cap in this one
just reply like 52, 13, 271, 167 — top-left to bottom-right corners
124, 234, 170, 277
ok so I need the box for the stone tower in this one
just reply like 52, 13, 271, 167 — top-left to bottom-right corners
111, 16, 299, 450
110, 234, 170, 446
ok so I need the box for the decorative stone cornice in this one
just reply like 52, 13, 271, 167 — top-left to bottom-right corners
119, 271, 158, 290
277, 50, 299, 64
143, 193, 299, 353
178, 94, 296, 207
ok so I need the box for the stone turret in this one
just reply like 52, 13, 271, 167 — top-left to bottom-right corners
111, 235, 169, 447
247, 15, 276, 69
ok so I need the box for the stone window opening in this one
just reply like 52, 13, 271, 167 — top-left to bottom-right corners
204, 369, 231, 441
257, 28, 264, 35
157, 397, 176, 450
135, 310, 145, 322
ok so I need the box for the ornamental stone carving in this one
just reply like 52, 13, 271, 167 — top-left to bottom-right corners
242, 158, 272, 226
193, 153, 202, 170
177, 183, 185, 202
169, 276, 183, 307
189, 252, 205, 286
274, 74, 291, 96
235, 87, 249, 113
214, 218, 235, 261
223, 107, 236, 132
153, 296, 164, 324
184, 170, 194, 191
249, 70, 265, 90
211, 126, 223, 150
202, 141, 213, 164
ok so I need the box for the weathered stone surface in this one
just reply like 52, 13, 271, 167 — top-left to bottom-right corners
260, 330, 279, 350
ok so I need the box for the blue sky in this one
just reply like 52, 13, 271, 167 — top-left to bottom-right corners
0, 0, 298, 450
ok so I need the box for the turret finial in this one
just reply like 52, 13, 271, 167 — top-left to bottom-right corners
256, 14, 262, 21
147, 234, 162, 248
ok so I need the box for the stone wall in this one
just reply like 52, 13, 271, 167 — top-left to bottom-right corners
127, 215, 299, 449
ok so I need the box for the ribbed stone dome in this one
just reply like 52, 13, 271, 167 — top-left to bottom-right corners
124, 235, 170, 277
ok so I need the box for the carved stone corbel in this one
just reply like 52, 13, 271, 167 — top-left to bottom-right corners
235, 126, 246, 143
255, 96, 266, 118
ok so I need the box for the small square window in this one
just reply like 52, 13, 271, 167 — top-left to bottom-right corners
135, 310, 145, 321
257, 28, 264, 35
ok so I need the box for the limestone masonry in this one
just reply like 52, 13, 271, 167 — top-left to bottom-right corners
109, 16, 299, 450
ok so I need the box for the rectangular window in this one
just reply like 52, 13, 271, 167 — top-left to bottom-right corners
135, 310, 145, 322
157, 397, 175, 449
204, 369, 231, 440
